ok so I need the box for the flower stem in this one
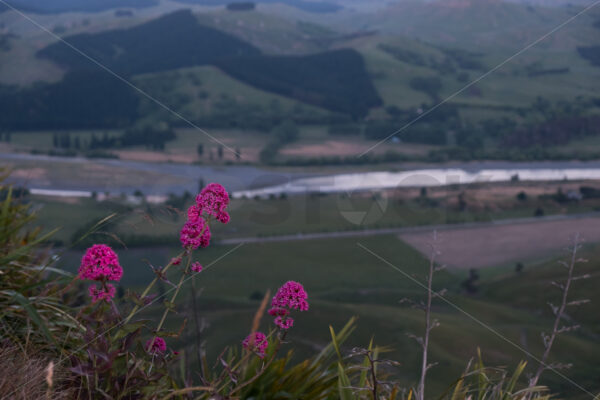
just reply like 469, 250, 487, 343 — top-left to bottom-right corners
121, 250, 185, 326
152, 253, 192, 341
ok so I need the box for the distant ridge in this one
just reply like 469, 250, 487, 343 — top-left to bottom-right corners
37, 10, 260, 76
0, 0, 158, 14
173, 0, 342, 13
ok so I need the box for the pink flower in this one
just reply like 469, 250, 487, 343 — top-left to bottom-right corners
191, 262, 203, 273
274, 316, 294, 330
216, 211, 230, 224
268, 307, 289, 317
79, 244, 123, 282
179, 217, 211, 249
146, 337, 167, 354
270, 281, 308, 330
272, 281, 309, 311
88, 283, 116, 303
242, 332, 268, 358
187, 204, 201, 222
171, 257, 182, 266
196, 183, 230, 224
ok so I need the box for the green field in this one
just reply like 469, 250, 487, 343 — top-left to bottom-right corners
31, 182, 600, 247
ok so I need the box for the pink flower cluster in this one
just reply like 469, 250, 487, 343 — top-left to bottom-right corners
180, 216, 211, 249
269, 281, 309, 330
180, 183, 230, 249
146, 337, 167, 354
242, 332, 268, 358
79, 244, 123, 303
196, 183, 230, 223
79, 244, 123, 281
191, 262, 203, 273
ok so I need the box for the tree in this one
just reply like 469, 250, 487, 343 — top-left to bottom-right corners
60, 133, 71, 149
461, 268, 480, 294
90, 133, 99, 149
515, 262, 524, 273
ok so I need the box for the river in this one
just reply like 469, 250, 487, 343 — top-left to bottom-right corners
3, 152, 600, 198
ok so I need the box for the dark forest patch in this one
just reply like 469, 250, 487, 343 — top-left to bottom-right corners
216, 49, 381, 118
0, 70, 139, 130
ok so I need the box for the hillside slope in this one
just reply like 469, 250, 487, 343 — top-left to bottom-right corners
37, 10, 260, 76
335, 0, 599, 51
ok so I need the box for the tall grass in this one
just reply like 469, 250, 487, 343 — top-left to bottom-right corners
0, 183, 82, 354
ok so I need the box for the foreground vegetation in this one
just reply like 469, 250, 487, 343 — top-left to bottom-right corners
1, 178, 599, 399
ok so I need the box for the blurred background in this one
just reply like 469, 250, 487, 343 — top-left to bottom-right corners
1, 0, 600, 397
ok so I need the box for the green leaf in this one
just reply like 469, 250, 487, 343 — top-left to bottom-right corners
10, 290, 58, 347
337, 362, 354, 400
329, 325, 343, 362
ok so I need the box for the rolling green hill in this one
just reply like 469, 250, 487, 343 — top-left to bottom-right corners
3, 0, 600, 160
333, 0, 600, 52
194, 9, 338, 55
133, 65, 334, 128
0, 10, 379, 129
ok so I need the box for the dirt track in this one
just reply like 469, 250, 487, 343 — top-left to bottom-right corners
399, 217, 600, 269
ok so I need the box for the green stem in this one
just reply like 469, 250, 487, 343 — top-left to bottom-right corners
121, 250, 185, 326
149, 219, 211, 340
152, 253, 192, 343
228, 331, 287, 397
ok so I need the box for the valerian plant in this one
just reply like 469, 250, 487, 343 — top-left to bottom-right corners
66, 183, 317, 399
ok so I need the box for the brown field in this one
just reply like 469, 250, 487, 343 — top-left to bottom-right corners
280, 140, 434, 157
6, 159, 189, 189
114, 150, 197, 163
399, 216, 600, 269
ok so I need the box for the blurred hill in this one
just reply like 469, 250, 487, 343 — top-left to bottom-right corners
0, 0, 599, 162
